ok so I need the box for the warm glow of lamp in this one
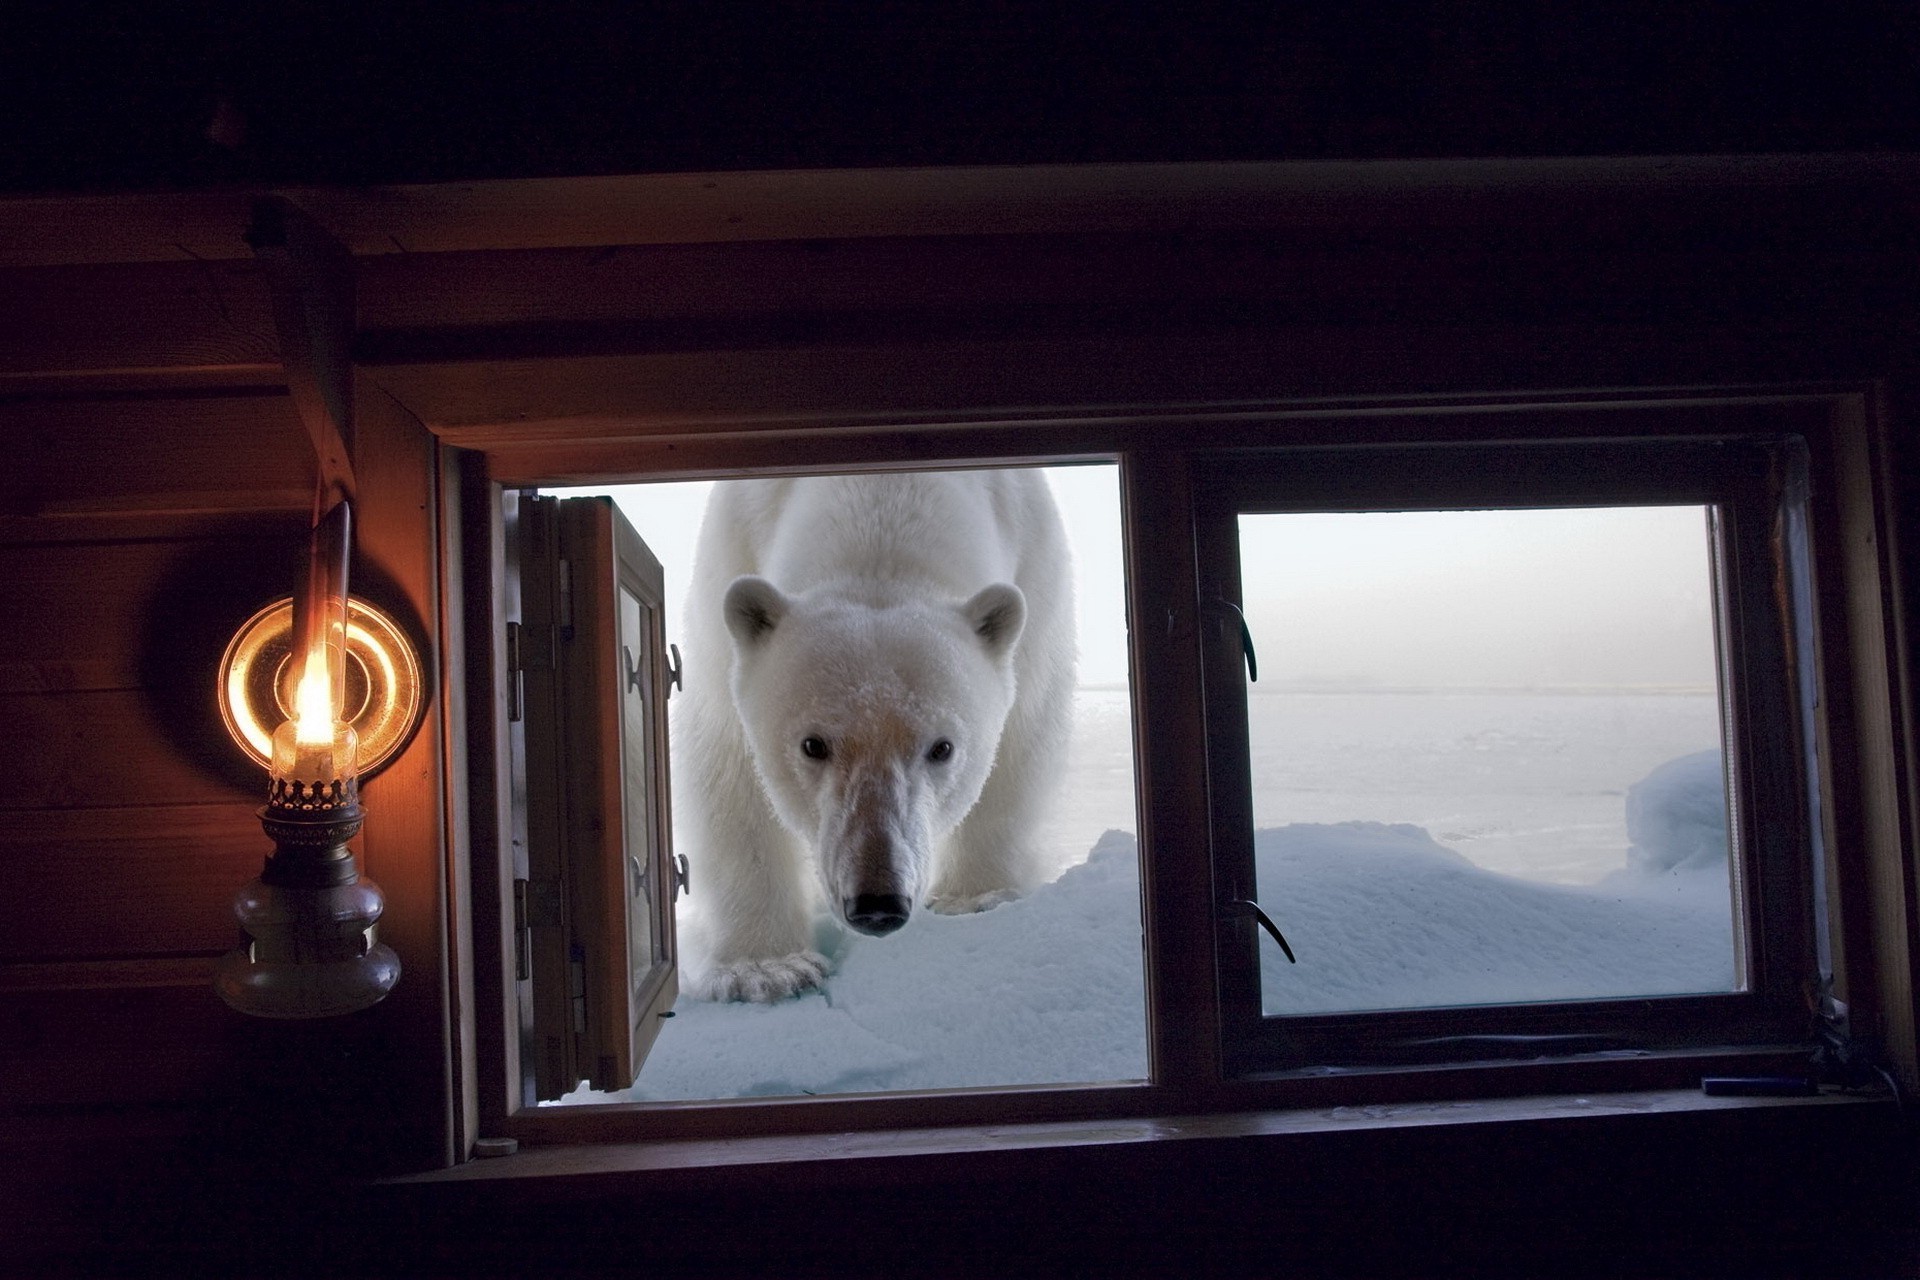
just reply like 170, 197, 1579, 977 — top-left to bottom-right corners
216, 501, 401, 1019
296, 647, 332, 739
217, 596, 423, 779
270, 645, 360, 800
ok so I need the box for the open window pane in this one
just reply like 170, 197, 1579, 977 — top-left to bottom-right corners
1237, 507, 1739, 1016
607, 520, 675, 1035
514, 495, 678, 1100
543, 465, 1147, 1101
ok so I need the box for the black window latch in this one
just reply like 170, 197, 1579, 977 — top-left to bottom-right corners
1208, 599, 1258, 682
1225, 898, 1295, 963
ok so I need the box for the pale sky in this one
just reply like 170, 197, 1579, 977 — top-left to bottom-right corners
1238, 506, 1720, 691
555, 474, 1718, 693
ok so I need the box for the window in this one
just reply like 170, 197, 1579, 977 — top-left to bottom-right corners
470, 401, 1872, 1146
1194, 440, 1817, 1075
1233, 505, 1734, 1012
527, 467, 1149, 1104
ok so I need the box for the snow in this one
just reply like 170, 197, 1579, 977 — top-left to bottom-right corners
1257, 820, 1733, 1015
546, 475, 1738, 1105
1624, 748, 1731, 874
565, 746, 1735, 1105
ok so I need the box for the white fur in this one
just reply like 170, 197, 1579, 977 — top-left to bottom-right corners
674, 471, 1076, 1001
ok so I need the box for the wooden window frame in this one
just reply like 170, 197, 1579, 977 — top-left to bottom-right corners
1195, 437, 1816, 1076
458, 388, 1904, 1149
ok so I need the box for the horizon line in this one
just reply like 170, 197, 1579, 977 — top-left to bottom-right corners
1076, 681, 1716, 696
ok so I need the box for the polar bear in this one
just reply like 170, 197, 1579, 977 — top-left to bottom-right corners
674, 470, 1075, 1002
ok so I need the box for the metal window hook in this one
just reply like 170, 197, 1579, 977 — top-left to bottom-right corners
1225, 898, 1296, 963
1206, 599, 1258, 682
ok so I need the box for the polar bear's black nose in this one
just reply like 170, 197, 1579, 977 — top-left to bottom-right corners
845, 894, 912, 936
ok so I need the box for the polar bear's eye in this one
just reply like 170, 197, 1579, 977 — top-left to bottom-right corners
926, 739, 954, 764
800, 736, 831, 761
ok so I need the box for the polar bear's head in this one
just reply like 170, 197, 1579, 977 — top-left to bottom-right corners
723, 575, 1026, 936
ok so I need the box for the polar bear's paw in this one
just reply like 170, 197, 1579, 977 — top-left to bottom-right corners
693, 950, 831, 1003
926, 887, 1022, 916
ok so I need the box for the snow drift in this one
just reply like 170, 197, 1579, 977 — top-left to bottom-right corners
569, 751, 1734, 1104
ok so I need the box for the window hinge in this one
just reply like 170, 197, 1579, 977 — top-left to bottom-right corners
514, 877, 565, 982
504, 621, 524, 723
569, 945, 588, 1035
511, 877, 529, 979
519, 877, 564, 927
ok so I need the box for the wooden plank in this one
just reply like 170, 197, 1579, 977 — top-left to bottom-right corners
0, 692, 262, 810
436, 446, 480, 1159
470, 393, 1839, 493
351, 377, 458, 1170
1827, 393, 1920, 1084
0, 259, 279, 375
461, 466, 523, 1140
516, 496, 576, 1098
0, 541, 185, 694
0, 533, 304, 694
1123, 452, 1220, 1090
3, 156, 1918, 268
369, 323, 1873, 447
1, 393, 312, 519
0, 980, 235, 1109
0, 366, 285, 403
0, 806, 264, 962
0, 523, 314, 812
355, 240, 1901, 345
351, 238, 1570, 334
421, 1087, 1889, 1187
0, 508, 304, 549
0, 956, 217, 990
0, 190, 260, 268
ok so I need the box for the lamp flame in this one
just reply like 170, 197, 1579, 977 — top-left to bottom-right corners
293, 645, 335, 746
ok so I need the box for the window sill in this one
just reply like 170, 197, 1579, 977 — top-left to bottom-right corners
387, 1086, 1894, 1199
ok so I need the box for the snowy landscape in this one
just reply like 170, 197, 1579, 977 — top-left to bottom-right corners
556, 472, 1735, 1105
561, 692, 1733, 1103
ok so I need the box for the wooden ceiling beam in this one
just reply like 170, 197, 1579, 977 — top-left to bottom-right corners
4, 155, 1917, 270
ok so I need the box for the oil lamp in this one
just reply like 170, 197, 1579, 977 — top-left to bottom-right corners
215, 500, 401, 1018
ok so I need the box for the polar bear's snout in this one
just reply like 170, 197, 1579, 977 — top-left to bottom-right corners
844, 892, 912, 936
817, 762, 933, 937
833, 813, 922, 936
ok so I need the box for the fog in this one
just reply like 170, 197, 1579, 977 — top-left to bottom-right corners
567, 474, 1719, 695
1240, 506, 1720, 691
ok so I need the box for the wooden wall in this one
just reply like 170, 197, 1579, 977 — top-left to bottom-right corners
2, 162, 1916, 1274
0, 250, 456, 1259
1, 379, 306, 1043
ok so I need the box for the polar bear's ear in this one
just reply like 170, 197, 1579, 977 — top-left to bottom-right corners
724, 576, 789, 649
963, 583, 1026, 658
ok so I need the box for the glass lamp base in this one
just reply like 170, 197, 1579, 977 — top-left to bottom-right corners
215, 872, 401, 1019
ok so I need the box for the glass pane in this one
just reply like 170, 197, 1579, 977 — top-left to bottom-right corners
617, 583, 659, 973
1239, 507, 1738, 1016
